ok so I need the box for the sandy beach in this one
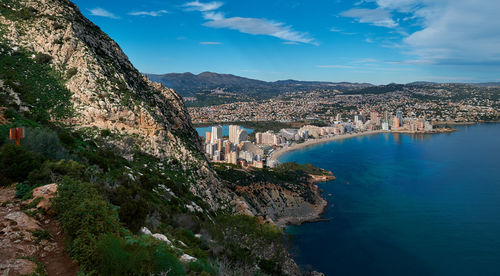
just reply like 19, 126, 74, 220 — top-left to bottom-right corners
270, 130, 387, 161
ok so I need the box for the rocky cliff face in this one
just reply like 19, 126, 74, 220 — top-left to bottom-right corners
0, 0, 232, 209
233, 181, 327, 226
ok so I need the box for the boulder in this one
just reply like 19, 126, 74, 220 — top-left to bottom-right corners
0, 259, 37, 275
29, 184, 57, 211
4, 211, 40, 232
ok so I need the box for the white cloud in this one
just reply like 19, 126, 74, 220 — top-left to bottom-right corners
343, 0, 500, 65
184, 1, 223, 12
341, 8, 397, 28
402, 0, 500, 64
204, 16, 316, 44
129, 10, 168, 17
200, 41, 222, 45
184, 1, 316, 45
89, 8, 119, 19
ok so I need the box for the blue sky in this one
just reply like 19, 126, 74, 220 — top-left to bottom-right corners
72, 0, 500, 84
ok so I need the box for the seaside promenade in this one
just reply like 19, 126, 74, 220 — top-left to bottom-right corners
269, 130, 387, 161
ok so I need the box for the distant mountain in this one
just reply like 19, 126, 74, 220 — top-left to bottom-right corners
146, 72, 373, 97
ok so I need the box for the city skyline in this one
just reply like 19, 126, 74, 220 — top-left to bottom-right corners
72, 0, 500, 84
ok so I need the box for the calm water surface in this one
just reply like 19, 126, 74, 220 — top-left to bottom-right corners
279, 124, 500, 276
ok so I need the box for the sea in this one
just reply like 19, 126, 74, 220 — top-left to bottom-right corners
279, 123, 500, 276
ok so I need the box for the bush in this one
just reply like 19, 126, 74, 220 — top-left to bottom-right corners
34, 53, 52, 64
95, 234, 185, 276
188, 260, 216, 276
66, 67, 78, 79
27, 159, 85, 186
0, 144, 45, 185
15, 182, 32, 199
53, 177, 122, 269
21, 127, 70, 160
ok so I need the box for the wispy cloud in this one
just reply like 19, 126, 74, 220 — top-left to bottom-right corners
341, 8, 397, 28
89, 8, 119, 19
200, 41, 222, 45
185, 1, 316, 45
317, 65, 357, 69
204, 17, 316, 45
184, 0, 223, 12
129, 10, 168, 17
283, 41, 300, 45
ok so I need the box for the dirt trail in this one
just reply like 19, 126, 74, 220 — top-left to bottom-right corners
0, 185, 78, 275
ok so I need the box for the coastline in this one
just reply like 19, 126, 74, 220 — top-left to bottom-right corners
270, 130, 387, 161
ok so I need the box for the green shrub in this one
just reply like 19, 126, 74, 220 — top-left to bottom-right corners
53, 177, 122, 270
258, 258, 284, 276
0, 144, 45, 185
33, 229, 52, 243
21, 127, 70, 160
27, 159, 85, 186
188, 260, 216, 276
15, 182, 32, 199
66, 67, 78, 79
100, 129, 112, 137
95, 234, 185, 276
34, 53, 52, 64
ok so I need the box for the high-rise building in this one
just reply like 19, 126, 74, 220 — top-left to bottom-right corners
370, 111, 380, 126
393, 116, 400, 129
217, 139, 223, 152
205, 132, 211, 144
396, 110, 403, 127
224, 141, 232, 159
255, 131, 279, 145
211, 125, 222, 143
354, 114, 363, 124
229, 125, 240, 144
238, 129, 248, 143
382, 121, 390, 131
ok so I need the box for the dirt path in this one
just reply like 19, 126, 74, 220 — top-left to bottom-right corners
0, 185, 78, 275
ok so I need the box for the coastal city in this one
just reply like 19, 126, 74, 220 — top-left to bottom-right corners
201, 110, 443, 169
189, 84, 500, 124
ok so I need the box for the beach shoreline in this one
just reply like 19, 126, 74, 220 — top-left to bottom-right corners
270, 130, 387, 161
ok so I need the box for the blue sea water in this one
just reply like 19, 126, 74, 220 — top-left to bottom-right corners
195, 125, 254, 138
279, 124, 500, 276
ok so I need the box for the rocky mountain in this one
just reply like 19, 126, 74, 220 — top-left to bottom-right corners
0, 1, 331, 274
0, 0, 232, 209
147, 71, 373, 97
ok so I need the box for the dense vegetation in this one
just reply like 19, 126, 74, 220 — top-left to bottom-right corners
213, 162, 328, 187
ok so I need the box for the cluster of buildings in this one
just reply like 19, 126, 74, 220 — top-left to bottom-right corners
204, 125, 275, 168
202, 110, 437, 168
189, 84, 500, 125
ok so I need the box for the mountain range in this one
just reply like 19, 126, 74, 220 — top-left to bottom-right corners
146, 72, 373, 97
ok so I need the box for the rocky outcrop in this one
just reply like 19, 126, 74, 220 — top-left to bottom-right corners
234, 181, 328, 227
25, 183, 57, 212
0, 0, 233, 210
0, 185, 78, 276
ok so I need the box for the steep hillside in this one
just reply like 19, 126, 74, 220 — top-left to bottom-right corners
0, 1, 330, 275
0, 0, 231, 209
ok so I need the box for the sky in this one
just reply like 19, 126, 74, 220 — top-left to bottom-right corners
72, 0, 500, 84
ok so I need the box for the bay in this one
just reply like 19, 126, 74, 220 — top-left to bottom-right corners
279, 123, 500, 276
